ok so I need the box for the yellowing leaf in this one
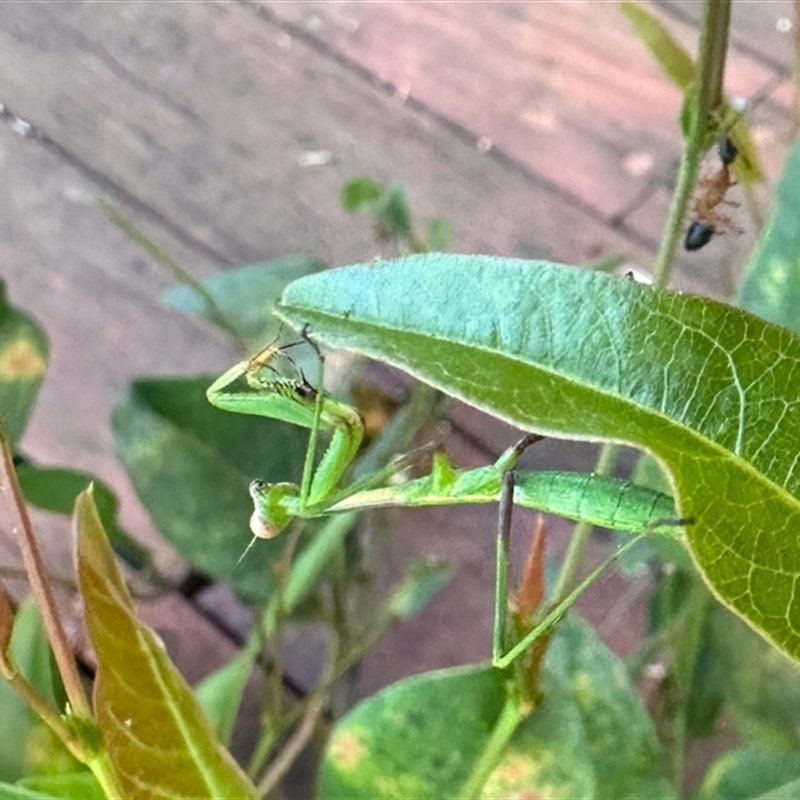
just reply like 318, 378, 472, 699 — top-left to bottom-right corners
74, 488, 257, 800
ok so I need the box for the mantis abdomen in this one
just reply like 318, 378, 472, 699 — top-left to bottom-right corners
330, 466, 679, 536
514, 471, 678, 534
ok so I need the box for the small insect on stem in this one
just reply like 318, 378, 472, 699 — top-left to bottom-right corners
718, 135, 738, 168
684, 136, 739, 253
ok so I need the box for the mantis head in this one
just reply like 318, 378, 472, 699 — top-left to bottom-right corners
248, 479, 301, 539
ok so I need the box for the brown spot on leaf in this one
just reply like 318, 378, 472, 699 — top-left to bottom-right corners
0, 338, 46, 381
328, 730, 365, 771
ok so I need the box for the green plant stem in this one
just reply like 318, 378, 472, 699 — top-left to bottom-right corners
551, 0, 732, 603
85, 750, 126, 800
256, 659, 335, 797
652, 0, 731, 289
458, 694, 526, 800
0, 649, 124, 797
0, 426, 92, 722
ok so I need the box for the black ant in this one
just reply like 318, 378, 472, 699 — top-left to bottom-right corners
684, 136, 739, 252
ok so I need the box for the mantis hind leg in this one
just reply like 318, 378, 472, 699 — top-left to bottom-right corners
492, 433, 547, 664
492, 470, 516, 664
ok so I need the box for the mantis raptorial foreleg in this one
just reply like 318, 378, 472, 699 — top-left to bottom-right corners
208, 335, 686, 667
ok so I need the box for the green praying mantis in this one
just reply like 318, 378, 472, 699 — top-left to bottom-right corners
207, 330, 686, 668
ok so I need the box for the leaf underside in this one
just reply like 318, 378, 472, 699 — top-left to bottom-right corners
278, 255, 800, 661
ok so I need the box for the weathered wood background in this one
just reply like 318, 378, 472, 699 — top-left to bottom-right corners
1, 0, 795, 786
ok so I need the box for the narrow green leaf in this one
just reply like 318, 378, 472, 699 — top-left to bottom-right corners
194, 641, 258, 747
112, 377, 308, 602
74, 488, 258, 800
0, 782, 60, 800
278, 255, 800, 660
620, 2, 694, 90
387, 557, 452, 620
696, 747, 800, 800
727, 114, 763, 185
738, 136, 800, 330
0, 599, 68, 782
0, 281, 48, 447
17, 465, 150, 571
17, 773, 103, 800
162, 257, 324, 346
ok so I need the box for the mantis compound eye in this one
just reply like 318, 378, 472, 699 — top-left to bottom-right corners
684, 221, 714, 252
296, 380, 317, 401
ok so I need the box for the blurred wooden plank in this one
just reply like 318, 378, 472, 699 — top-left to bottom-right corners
0, 123, 227, 570
660, 0, 795, 72
0, 0, 651, 273
266, 0, 789, 227
0, 0, 675, 580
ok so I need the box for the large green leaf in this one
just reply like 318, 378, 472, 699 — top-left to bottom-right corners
74, 488, 258, 800
112, 377, 308, 602
0, 281, 48, 447
320, 664, 591, 800
738, 136, 800, 331
278, 255, 800, 660
320, 618, 671, 799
